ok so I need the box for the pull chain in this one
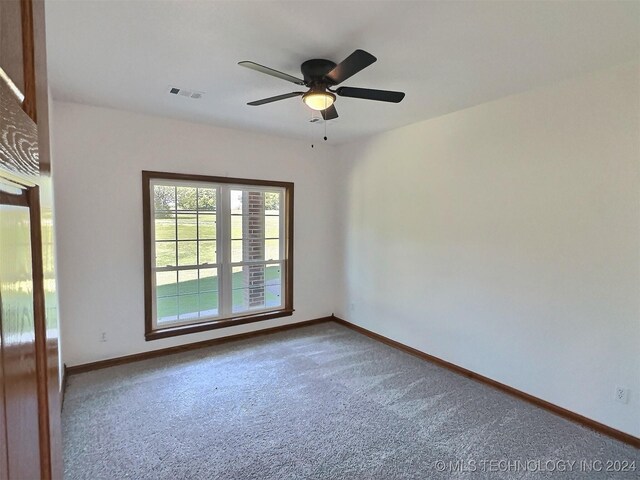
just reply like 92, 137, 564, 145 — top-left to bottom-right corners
324, 114, 327, 141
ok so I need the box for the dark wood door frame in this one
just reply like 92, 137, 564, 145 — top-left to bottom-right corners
0, 183, 53, 477
27, 185, 53, 478
0, 0, 62, 477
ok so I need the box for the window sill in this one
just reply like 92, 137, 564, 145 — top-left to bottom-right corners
145, 309, 294, 341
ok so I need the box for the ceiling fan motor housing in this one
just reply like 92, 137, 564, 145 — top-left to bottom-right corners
301, 59, 337, 85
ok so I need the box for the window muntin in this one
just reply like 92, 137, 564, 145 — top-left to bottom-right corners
145, 173, 292, 339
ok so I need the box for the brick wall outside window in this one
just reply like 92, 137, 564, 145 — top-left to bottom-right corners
243, 191, 265, 308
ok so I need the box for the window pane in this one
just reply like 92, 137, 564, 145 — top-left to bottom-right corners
265, 264, 281, 285
155, 242, 176, 267
231, 215, 243, 239
232, 265, 265, 313
232, 288, 248, 313
198, 291, 218, 317
154, 185, 175, 212
178, 294, 199, 320
198, 188, 216, 211
199, 241, 216, 264
178, 241, 197, 266
154, 216, 175, 241
231, 239, 243, 263
265, 264, 282, 308
156, 271, 177, 298
177, 186, 198, 211
230, 190, 243, 215
177, 213, 197, 240
178, 269, 198, 295
198, 268, 219, 318
232, 265, 243, 297
232, 286, 266, 312
264, 191, 280, 213
265, 215, 279, 239
157, 296, 178, 323
198, 214, 216, 239
199, 268, 218, 292
265, 239, 279, 261
266, 283, 282, 308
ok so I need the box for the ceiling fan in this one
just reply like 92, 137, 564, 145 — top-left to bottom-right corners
239, 49, 405, 120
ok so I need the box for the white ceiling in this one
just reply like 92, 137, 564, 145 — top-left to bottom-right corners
45, 0, 640, 144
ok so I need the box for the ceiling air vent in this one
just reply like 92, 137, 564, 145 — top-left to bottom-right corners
167, 86, 205, 99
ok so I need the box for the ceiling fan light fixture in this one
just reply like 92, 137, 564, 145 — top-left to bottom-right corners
302, 90, 336, 111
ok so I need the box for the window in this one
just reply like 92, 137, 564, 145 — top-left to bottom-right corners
143, 171, 293, 340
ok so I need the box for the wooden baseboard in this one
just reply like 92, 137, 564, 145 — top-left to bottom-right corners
66, 316, 333, 375
331, 316, 640, 449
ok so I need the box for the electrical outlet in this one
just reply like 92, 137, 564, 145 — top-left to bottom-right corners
100, 332, 107, 343
614, 386, 629, 404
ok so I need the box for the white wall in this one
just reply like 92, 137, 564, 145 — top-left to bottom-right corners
52, 62, 639, 437
336, 63, 640, 437
51, 102, 339, 366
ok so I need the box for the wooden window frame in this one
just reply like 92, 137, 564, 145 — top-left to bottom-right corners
142, 171, 294, 341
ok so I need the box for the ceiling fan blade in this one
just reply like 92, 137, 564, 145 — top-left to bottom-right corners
247, 92, 304, 106
239, 61, 305, 85
325, 50, 377, 85
321, 104, 338, 120
336, 86, 405, 103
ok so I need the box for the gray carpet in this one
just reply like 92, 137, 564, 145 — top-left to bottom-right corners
63, 323, 639, 479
